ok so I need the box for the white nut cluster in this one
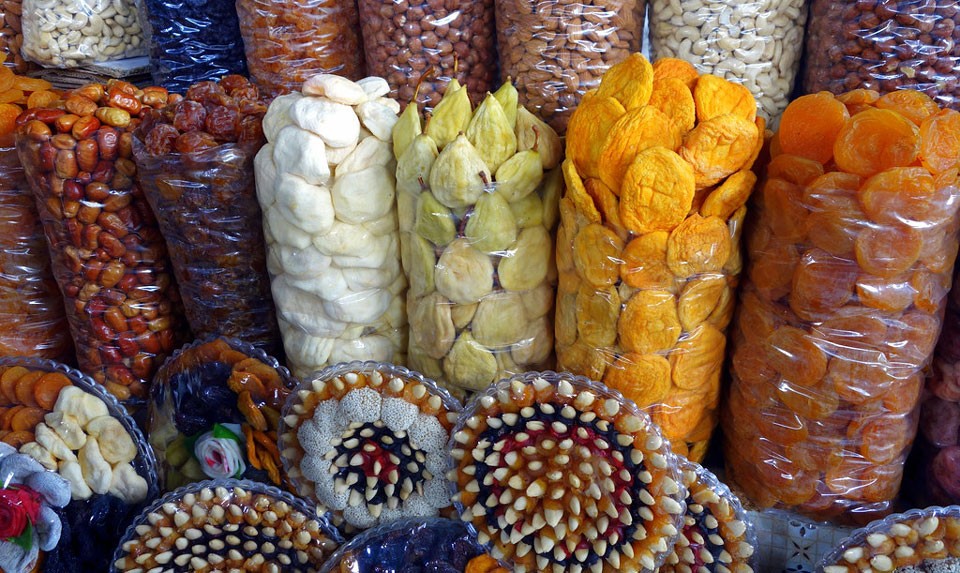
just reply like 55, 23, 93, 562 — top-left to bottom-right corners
19, 386, 148, 503
256, 75, 407, 379
649, 0, 806, 127
21, 0, 145, 67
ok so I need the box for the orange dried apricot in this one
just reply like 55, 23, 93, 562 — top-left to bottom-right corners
597, 106, 678, 193
854, 225, 922, 278
756, 407, 809, 445
679, 113, 758, 188
9, 407, 43, 431
815, 311, 889, 351
748, 237, 799, 301
766, 326, 828, 387
911, 269, 949, 313
677, 274, 726, 330
618, 289, 681, 354
790, 248, 859, 320
652, 390, 708, 442
833, 108, 920, 177
26, 90, 57, 109
778, 92, 849, 164
0, 103, 21, 136
693, 74, 756, 123
856, 273, 914, 312
652, 57, 699, 90
0, 66, 14, 92
737, 291, 780, 343
762, 178, 808, 242
34, 372, 71, 410
837, 88, 881, 107
619, 146, 696, 233
574, 284, 620, 348
887, 310, 941, 365
859, 463, 902, 503
849, 414, 912, 465
700, 169, 756, 219
744, 115, 767, 171
919, 224, 960, 274
876, 89, 939, 126
883, 374, 922, 415
732, 340, 778, 387
602, 352, 671, 408
619, 231, 674, 289
13, 76, 52, 92
919, 109, 960, 174
572, 223, 623, 287
648, 77, 696, 141
14, 371, 43, 408
767, 154, 825, 186
562, 158, 600, 223
825, 355, 893, 406
859, 167, 951, 227
566, 93, 626, 179
0, 89, 22, 104
583, 178, 623, 230
665, 213, 731, 278
596, 53, 654, 111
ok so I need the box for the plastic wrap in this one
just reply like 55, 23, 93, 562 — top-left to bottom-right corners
495, 0, 645, 134
111, 478, 343, 572
817, 506, 960, 572
556, 53, 762, 462
648, 0, 806, 128
147, 337, 296, 490
396, 79, 562, 398
0, 146, 72, 361
256, 74, 407, 379
21, 0, 146, 69
0, 0, 37, 73
279, 361, 461, 533
802, 0, 960, 110
138, 0, 248, 94
135, 76, 280, 353
451, 371, 686, 572
358, 0, 497, 111
318, 517, 492, 573
15, 82, 186, 402
235, 0, 364, 99
723, 90, 960, 523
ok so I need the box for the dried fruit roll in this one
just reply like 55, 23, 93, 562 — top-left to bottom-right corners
556, 54, 763, 462
396, 78, 563, 398
724, 89, 960, 522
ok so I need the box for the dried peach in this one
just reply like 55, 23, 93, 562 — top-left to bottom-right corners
856, 273, 914, 312
619, 231, 674, 289
876, 89, 939, 126
766, 326, 828, 387
566, 92, 626, 179
649, 77, 696, 141
555, 292, 577, 346
652, 57, 699, 90
597, 106, 678, 193
619, 146, 696, 233
790, 248, 859, 320
693, 74, 756, 123
618, 289, 681, 354
744, 115, 767, 171
700, 169, 756, 219
602, 352, 671, 408
574, 284, 620, 348
583, 178, 623, 230
572, 223, 624, 287
562, 158, 600, 223
677, 274, 726, 331
596, 53, 654, 111
557, 340, 607, 381
767, 154, 825, 186
778, 92, 849, 164
652, 390, 708, 442
859, 167, 952, 227
854, 225, 922, 278
833, 108, 920, 177
679, 113, 758, 188
665, 213, 731, 278
919, 109, 960, 174
670, 323, 725, 391
762, 178, 808, 242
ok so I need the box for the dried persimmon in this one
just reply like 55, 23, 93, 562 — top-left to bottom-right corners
876, 89, 939, 126
700, 169, 756, 219
619, 146, 696, 233
583, 178, 623, 230
767, 154, 825, 186
834, 108, 920, 177
790, 248, 859, 320
596, 53, 654, 111
649, 77, 696, 141
0, 103, 21, 136
666, 213, 731, 278
574, 284, 620, 348
561, 158, 600, 223
693, 74, 756, 123
859, 167, 952, 227
919, 109, 960, 174
572, 223, 623, 287
620, 231, 674, 289
652, 57, 699, 90
855, 273, 914, 312
766, 326, 828, 387
762, 178, 809, 242
618, 289, 681, 354
597, 105, 678, 193
854, 225, 922, 278
566, 92, 626, 179
778, 92, 849, 164
679, 113, 758, 188
602, 352, 671, 408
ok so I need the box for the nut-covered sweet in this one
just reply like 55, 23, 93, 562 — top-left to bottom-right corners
495, 0, 645, 134
15, 80, 186, 401
802, 0, 960, 109
649, 0, 806, 128
0, 0, 37, 73
236, 0, 364, 99
359, 0, 497, 111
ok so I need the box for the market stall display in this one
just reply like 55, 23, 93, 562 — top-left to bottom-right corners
256, 74, 407, 378
279, 361, 460, 532
16, 81, 186, 402
495, 0, 645, 133
724, 90, 960, 522
556, 54, 762, 462
396, 78, 562, 397
135, 75, 280, 353
110, 479, 343, 572
147, 337, 295, 490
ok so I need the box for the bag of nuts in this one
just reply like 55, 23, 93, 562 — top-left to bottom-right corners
236, 0, 364, 99
358, 0, 498, 112
255, 74, 407, 379
133, 76, 281, 355
20, 0, 147, 68
0, 0, 38, 74
15, 80, 187, 402
648, 0, 806, 128
495, 0, 645, 135
396, 77, 563, 399
803, 0, 960, 109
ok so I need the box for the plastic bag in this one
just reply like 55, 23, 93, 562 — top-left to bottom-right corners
495, 0, 645, 134
16, 81, 186, 402
138, 0, 248, 94
279, 361, 461, 533
256, 74, 407, 380
0, 146, 72, 361
21, 0, 146, 69
111, 478, 343, 572
0, 0, 37, 74
648, 0, 806, 128
359, 0, 497, 112
235, 0, 364, 99
147, 337, 294, 490
556, 53, 762, 463
802, 0, 960, 110
723, 90, 960, 524
135, 76, 280, 354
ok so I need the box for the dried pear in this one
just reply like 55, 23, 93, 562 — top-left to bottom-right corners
414, 192, 456, 247
496, 149, 543, 202
510, 192, 544, 228
393, 100, 423, 160
493, 80, 519, 129
425, 81, 472, 150
410, 292, 457, 359
541, 167, 562, 229
472, 290, 527, 348
435, 238, 494, 304
499, 226, 551, 292
396, 134, 438, 197
442, 332, 498, 392
428, 134, 492, 209
464, 192, 518, 254
465, 93, 517, 173
405, 232, 437, 297
515, 106, 562, 170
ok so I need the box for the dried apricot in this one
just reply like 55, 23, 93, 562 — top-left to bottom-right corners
0, 404, 23, 429
583, 178, 623, 230
854, 225, 922, 278
26, 90, 58, 110
670, 323, 725, 391
737, 291, 780, 344
876, 89, 939, 126
815, 311, 889, 351
779, 378, 840, 421
762, 178, 809, 242
14, 371, 42, 408
919, 224, 960, 274
883, 374, 922, 415
652, 57, 699, 90
618, 289, 681, 354
804, 172, 864, 210
837, 88, 881, 107
732, 340, 778, 387
33, 372, 71, 410
887, 310, 941, 366
666, 213, 731, 278
555, 293, 577, 346
597, 106, 678, 193
0, 66, 14, 92
767, 154, 825, 186
825, 355, 893, 406
693, 74, 756, 123
678, 274, 726, 330
2, 430, 33, 448
766, 326, 828, 387
561, 158, 600, 223
648, 77, 696, 141
566, 92, 626, 179
911, 269, 949, 313
9, 407, 43, 431
603, 352, 671, 408
744, 115, 767, 171
596, 53, 654, 111
790, 248, 859, 320
834, 108, 920, 177
856, 273, 914, 312
620, 231, 674, 289
859, 167, 951, 227
619, 146, 696, 233
849, 414, 912, 465
700, 169, 756, 219
756, 407, 809, 445
574, 284, 620, 348
0, 89, 22, 104
748, 237, 799, 301
0, 103, 21, 136
858, 463, 902, 503
779, 92, 849, 164
679, 113, 758, 188
13, 76, 52, 92
572, 223, 623, 287
919, 109, 960, 174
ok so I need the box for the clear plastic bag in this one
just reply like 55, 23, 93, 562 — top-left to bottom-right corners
0, 146, 72, 361
278, 361, 461, 533
235, 0, 364, 99
495, 0, 645, 134
802, 0, 960, 110
396, 79, 562, 398
0, 0, 37, 74
15, 82, 186, 402
724, 90, 960, 523
21, 0, 147, 69
556, 53, 762, 462
147, 337, 295, 491
358, 0, 497, 112
257, 75, 407, 380
648, 0, 806, 128
111, 478, 343, 572
137, 0, 248, 94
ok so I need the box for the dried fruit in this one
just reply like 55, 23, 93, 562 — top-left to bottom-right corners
428, 134, 491, 209
620, 146, 696, 233
833, 108, 920, 177
463, 191, 517, 254
597, 105, 678, 193
572, 223, 624, 287
778, 92, 849, 164
596, 53, 654, 111
603, 352, 672, 408
693, 74, 756, 123
679, 113, 758, 188
666, 214, 731, 278
618, 289, 682, 354
465, 93, 517, 172
565, 92, 626, 179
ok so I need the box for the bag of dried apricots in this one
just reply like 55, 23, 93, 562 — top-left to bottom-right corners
556, 54, 764, 463
723, 88, 960, 523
